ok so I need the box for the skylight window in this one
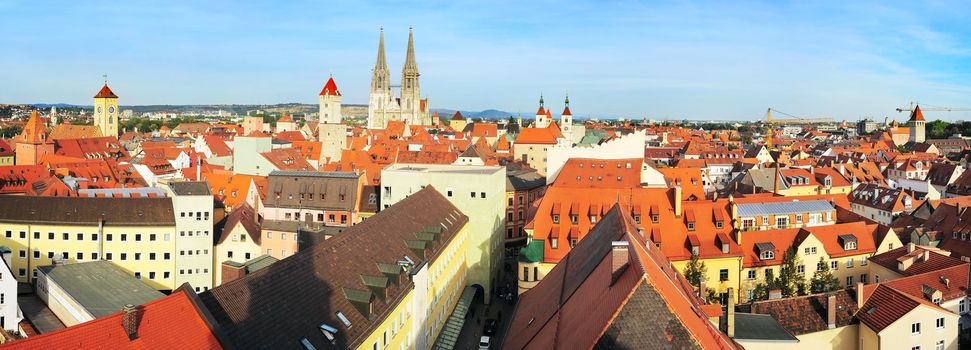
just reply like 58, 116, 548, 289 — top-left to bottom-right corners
336, 311, 352, 328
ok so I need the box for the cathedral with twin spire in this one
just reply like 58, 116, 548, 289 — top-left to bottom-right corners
367, 28, 431, 129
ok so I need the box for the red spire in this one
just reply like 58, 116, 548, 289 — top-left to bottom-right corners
546, 109, 552, 118
536, 106, 546, 116
94, 84, 118, 99
319, 76, 341, 96
910, 105, 925, 122
562, 106, 572, 116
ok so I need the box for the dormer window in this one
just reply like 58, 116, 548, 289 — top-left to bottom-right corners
687, 222, 695, 231
633, 215, 641, 224
651, 214, 659, 223
761, 251, 774, 260
552, 215, 560, 224
570, 215, 578, 224
716, 221, 724, 229
839, 234, 858, 250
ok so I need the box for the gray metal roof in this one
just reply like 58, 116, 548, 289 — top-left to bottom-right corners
736, 200, 834, 217
269, 170, 361, 178
37, 261, 163, 318
168, 181, 211, 196
732, 312, 799, 342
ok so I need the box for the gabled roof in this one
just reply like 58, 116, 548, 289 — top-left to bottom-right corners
217, 202, 261, 245
18, 111, 50, 145
515, 125, 559, 145
857, 284, 940, 333
503, 205, 737, 349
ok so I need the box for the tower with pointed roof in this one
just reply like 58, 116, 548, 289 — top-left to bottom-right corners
534, 94, 548, 128
399, 27, 422, 124
318, 75, 342, 124
15, 111, 54, 165
93, 79, 119, 137
908, 104, 926, 143
561, 93, 573, 143
367, 28, 431, 129
318, 75, 346, 163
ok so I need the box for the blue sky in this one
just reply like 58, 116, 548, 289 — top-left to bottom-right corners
2, 0, 970, 120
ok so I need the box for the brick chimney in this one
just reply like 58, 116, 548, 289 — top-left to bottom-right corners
827, 294, 837, 329
856, 282, 865, 309
122, 304, 141, 340
221, 261, 247, 284
674, 186, 683, 217
726, 287, 736, 338
611, 241, 630, 284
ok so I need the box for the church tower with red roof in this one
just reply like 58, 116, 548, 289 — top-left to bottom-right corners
907, 104, 926, 143
534, 94, 549, 128
318, 75, 342, 124
561, 93, 573, 143
93, 78, 120, 137
318, 75, 346, 163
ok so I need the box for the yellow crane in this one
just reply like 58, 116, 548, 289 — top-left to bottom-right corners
895, 102, 971, 113
765, 108, 814, 150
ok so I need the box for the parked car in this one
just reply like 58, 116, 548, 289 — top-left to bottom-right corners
484, 319, 498, 336
479, 336, 491, 350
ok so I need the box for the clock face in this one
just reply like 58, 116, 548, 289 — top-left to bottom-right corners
108, 106, 115, 114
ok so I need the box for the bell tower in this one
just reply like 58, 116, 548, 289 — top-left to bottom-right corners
94, 75, 119, 137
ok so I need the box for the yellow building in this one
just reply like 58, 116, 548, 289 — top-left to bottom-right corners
93, 83, 120, 137
0, 196, 183, 291
858, 284, 959, 350
198, 186, 473, 350
738, 221, 900, 303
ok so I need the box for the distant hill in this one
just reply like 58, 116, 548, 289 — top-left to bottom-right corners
431, 108, 516, 119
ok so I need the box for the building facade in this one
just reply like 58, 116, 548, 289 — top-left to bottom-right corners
368, 28, 431, 129
381, 164, 505, 301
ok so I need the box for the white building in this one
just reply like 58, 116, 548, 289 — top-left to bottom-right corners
165, 182, 215, 292
0, 251, 22, 333
381, 164, 505, 301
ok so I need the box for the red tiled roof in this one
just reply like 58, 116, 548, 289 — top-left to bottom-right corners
857, 284, 940, 333
552, 158, 641, 188
94, 84, 118, 99
869, 245, 966, 276
450, 111, 465, 121
515, 126, 559, 145
318, 76, 341, 96
1, 285, 224, 350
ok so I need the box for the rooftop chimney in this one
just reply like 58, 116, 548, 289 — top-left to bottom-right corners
907, 243, 916, 253
611, 241, 630, 284
856, 282, 865, 309
674, 186, 683, 217
827, 294, 837, 329
922, 250, 930, 262
726, 287, 736, 338
122, 304, 141, 341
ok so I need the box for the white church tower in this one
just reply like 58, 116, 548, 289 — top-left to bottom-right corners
368, 28, 393, 129
399, 27, 422, 125
319, 75, 346, 163
560, 93, 573, 142
534, 94, 548, 128
908, 104, 926, 143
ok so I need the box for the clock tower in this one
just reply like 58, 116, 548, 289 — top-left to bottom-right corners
94, 78, 119, 137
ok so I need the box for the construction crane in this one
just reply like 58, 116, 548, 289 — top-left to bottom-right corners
765, 108, 815, 150
895, 102, 971, 113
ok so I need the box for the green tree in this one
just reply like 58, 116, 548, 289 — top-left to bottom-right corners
809, 257, 841, 294
0, 125, 23, 138
927, 120, 950, 139
506, 116, 520, 134
682, 252, 708, 290
776, 248, 806, 297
